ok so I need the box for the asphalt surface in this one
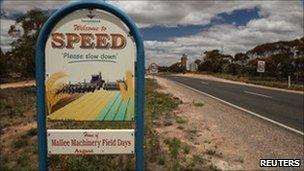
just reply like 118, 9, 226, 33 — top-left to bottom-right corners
162, 75, 304, 133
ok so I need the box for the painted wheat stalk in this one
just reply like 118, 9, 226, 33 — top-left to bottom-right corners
45, 72, 68, 114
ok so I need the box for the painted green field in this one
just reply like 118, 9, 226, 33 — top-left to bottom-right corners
48, 90, 134, 121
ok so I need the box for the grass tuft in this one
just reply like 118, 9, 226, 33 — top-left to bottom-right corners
175, 116, 187, 124
193, 101, 204, 107
183, 145, 190, 154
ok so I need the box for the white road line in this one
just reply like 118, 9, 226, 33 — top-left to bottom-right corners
200, 81, 209, 85
244, 91, 272, 98
171, 80, 304, 136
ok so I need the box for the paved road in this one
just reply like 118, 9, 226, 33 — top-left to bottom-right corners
162, 75, 304, 133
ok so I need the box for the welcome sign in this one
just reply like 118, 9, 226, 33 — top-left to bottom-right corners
45, 9, 135, 121
36, 1, 144, 170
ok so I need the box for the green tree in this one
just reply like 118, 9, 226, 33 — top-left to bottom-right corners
9, 8, 48, 77
294, 57, 304, 82
0, 47, 7, 78
0, 48, 3, 56
222, 63, 241, 75
234, 53, 249, 66
194, 59, 201, 65
273, 53, 295, 78
198, 50, 232, 73
168, 62, 185, 73
158, 66, 169, 72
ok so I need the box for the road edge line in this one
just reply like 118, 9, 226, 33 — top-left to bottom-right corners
171, 79, 304, 136
243, 91, 272, 99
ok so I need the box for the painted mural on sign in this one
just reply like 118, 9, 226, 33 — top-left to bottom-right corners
45, 9, 135, 121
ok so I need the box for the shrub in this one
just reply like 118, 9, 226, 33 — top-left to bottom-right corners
27, 128, 37, 137
167, 138, 181, 159
175, 116, 186, 124
183, 145, 190, 154
14, 139, 29, 149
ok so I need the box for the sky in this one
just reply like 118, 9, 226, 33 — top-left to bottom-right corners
1, 0, 303, 66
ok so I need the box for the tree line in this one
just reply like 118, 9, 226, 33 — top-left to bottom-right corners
0, 9, 47, 82
1, 9, 303, 83
161, 38, 304, 82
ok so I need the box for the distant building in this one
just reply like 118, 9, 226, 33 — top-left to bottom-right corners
189, 62, 198, 71
181, 54, 188, 70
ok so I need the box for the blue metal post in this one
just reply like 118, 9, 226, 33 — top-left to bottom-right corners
36, 28, 48, 171
134, 29, 145, 171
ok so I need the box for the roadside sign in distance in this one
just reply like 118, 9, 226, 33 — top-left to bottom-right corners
257, 60, 265, 73
149, 63, 158, 74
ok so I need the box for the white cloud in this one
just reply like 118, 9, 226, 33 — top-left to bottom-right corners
0, 0, 303, 66
0, 0, 69, 15
1, 1, 302, 29
109, 1, 261, 27
0, 18, 16, 52
0, 0, 70, 52
143, 1, 303, 66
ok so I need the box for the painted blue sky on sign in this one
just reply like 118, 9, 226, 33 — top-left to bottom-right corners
1, 0, 303, 66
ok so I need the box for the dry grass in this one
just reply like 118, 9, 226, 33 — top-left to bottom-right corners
0, 86, 38, 170
202, 72, 304, 91
1, 78, 182, 170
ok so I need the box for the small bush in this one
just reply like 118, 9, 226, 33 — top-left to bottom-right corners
183, 145, 190, 154
164, 138, 170, 145
163, 120, 173, 126
187, 129, 197, 135
167, 137, 181, 159
157, 155, 165, 165
175, 116, 186, 124
27, 128, 37, 137
193, 102, 204, 107
206, 149, 216, 155
17, 152, 29, 167
190, 154, 206, 166
203, 140, 211, 144
177, 126, 184, 130
14, 139, 29, 149
209, 163, 220, 171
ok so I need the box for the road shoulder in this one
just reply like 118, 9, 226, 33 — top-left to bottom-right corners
176, 73, 303, 94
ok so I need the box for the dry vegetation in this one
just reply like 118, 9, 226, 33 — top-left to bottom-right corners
0, 78, 222, 170
0, 86, 38, 170
1, 78, 207, 170
145, 78, 221, 170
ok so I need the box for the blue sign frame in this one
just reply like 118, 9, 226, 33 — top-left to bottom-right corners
35, 1, 145, 170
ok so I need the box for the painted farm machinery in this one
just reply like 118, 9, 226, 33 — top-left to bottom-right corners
60, 73, 122, 94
